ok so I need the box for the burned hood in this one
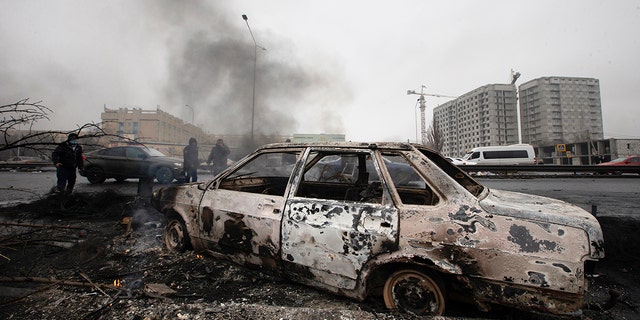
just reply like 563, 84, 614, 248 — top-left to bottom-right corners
479, 189, 604, 258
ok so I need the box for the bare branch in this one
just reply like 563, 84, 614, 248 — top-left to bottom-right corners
1, 99, 140, 157
426, 118, 445, 153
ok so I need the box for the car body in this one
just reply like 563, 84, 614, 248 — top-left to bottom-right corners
597, 155, 640, 175
2, 156, 50, 168
446, 157, 476, 166
80, 145, 183, 184
152, 142, 604, 317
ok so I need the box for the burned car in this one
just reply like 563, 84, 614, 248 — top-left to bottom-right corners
152, 142, 604, 317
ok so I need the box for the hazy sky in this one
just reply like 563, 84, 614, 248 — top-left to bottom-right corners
1, 0, 639, 142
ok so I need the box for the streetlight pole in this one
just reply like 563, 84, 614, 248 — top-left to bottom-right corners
242, 14, 265, 144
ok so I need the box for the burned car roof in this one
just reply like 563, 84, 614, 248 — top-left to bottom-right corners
152, 141, 604, 317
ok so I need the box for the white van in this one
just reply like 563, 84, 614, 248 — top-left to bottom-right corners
462, 144, 536, 165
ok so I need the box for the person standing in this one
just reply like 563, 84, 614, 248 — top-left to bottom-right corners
51, 133, 83, 194
183, 137, 199, 182
207, 139, 230, 175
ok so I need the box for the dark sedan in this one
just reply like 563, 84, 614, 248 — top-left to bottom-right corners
80, 145, 183, 184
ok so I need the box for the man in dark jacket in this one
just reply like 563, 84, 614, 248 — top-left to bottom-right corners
183, 137, 199, 182
206, 139, 230, 175
51, 133, 83, 193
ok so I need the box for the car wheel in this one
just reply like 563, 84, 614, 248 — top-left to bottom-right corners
383, 269, 446, 316
85, 166, 106, 184
165, 215, 190, 252
155, 167, 174, 184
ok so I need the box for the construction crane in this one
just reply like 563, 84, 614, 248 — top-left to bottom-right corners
407, 85, 457, 145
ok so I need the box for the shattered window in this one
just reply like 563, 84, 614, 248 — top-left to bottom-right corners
218, 151, 300, 196
380, 152, 439, 206
417, 147, 484, 197
296, 151, 383, 203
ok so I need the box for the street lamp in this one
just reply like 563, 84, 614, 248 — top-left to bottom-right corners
242, 14, 265, 144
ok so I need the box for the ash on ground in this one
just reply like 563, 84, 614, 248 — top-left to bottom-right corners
0, 191, 638, 320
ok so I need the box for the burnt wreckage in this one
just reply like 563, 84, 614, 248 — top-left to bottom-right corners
152, 142, 604, 317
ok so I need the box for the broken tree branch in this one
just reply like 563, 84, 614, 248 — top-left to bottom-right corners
0, 276, 118, 289
0, 221, 85, 230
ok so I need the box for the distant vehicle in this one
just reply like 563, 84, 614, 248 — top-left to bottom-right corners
463, 144, 536, 165
446, 157, 476, 166
597, 155, 640, 175
79, 145, 183, 184
1, 156, 50, 169
5, 156, 48, 164
153, 142, 604, 317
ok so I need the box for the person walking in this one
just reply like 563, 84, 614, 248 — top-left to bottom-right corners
183, 137, 199, 182
51, 133, 84, 194
207, 139, 230, 175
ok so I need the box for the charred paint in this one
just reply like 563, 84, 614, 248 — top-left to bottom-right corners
219, 215, 254, 253
201, 207, 214, 235
553, 263, 572, 273
527, 271, 549, 287
439, 245, 482, 276
508, 224, 558, 253
448, 205, 497, 233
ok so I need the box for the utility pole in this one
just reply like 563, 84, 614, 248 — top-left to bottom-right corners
407, 85, 457, 145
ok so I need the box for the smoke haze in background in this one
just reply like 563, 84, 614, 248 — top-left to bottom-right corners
0, 1, 349, 138
1, 0, 639, 141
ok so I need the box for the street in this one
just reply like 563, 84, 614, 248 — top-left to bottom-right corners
1, 170, 638, 220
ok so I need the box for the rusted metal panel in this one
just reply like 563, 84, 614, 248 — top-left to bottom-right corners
281, 198, 398, 289
198, 189, 284, 268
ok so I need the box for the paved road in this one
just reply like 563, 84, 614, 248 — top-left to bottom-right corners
0, 169, 216, 206
1, 170, 638, 220
478, 177, 640, 220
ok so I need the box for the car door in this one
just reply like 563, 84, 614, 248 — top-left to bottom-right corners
197, 149, 301, 268
281, 149, 399, 290
98, 147, 127, 176
124, 147, 151, 177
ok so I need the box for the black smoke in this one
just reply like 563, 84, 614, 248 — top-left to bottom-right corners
155, 2, 350, 140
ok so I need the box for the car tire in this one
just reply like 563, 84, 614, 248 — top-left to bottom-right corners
383, 269, 446, 316
85, 166, 106, 184
165, 215, 190, 252
155, 167, 174, 184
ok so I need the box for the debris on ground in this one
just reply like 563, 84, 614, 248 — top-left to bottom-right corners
1, 191, 638, 319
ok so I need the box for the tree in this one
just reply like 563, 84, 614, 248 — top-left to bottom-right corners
1, 99, 130, 158
425, 117, 444, 153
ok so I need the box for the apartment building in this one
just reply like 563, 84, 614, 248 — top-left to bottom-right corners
434, 84, 519, 157
519, 77, 603, 146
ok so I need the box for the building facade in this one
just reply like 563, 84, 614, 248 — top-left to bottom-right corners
99, 106, 294, 160
519, 77, 603, 146
434, 84, 519, 157
100, 107, 215, 157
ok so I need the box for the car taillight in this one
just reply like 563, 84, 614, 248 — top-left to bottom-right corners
82, 154, 87, 160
